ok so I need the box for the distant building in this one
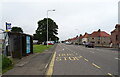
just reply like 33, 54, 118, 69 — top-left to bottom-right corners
88, 29, 111, 46
111, 24, 120, 48
77, 34, 83, 45
70, 36, 78, 45
82, 33, 90, 44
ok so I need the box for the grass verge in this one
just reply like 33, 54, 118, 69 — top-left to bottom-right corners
1, 55, 13, 74
33, 45, 53, 53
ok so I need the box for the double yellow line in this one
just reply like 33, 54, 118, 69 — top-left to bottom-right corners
46, 52, 56, 76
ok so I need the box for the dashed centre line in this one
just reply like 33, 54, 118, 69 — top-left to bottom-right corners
107, 73, 115, 77
84, 58, 89, 62
92, 63, 101, 69
114, 57, 120, 60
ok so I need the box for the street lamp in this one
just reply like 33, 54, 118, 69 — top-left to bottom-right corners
47, 9, 55, 47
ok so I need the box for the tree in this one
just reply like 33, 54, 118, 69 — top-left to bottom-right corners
33, 18, 59, 43
11, 27, 23, 33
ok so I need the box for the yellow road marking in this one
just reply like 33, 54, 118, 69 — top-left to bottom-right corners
56, 57, 62, 61
84, 58, 89, 62
73, 57, 79, 60
79, 56, 82, 58
92, 63, 101, 69
68, 57, 80, 60
107, 73, 115, 77
61, 54, 66, 56
46, 52, 56, 76
64, 57, 67, 60
68, 57, 76, 60
69, 57, 73, 60
58, 54, 60, 56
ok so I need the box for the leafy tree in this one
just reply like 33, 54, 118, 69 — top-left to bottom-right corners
11, 27, 23, 33
33, 18, 59, 43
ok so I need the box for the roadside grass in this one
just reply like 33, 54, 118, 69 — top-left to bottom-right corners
33, 45, 53, 53
0, 55, 13, 74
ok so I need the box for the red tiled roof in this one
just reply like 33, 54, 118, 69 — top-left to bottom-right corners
115, 24, 120, 28
90, 31, 110, 37
82, 33, 90, 38
111, 29, 116, 33
79, 36, 84, 39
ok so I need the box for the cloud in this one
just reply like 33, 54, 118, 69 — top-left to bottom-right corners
1, 0, 119, 41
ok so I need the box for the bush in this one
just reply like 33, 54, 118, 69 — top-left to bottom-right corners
2, 55, 13, 70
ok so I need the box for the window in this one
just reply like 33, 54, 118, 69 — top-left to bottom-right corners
98, 41, 100, 44
116, 35, 118, 41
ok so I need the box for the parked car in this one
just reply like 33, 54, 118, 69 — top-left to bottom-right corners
85, 42, 94, 48
65, 42, 72, 45
44, 41, 55, 45
47, 41, 54, 45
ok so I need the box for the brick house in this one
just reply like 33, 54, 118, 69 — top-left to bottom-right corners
111, 24, 120, 48
78, 34, 83, 45
88, 29, 111, 46
70, 36, 78, 44
66, 36, 78, 45
82, 33, 90, 44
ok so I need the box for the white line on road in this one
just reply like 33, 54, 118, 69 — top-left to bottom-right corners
92, 63, 101, 69
84, 58, 89, 62
107, 73, 115, 77
45, 64, 48, 68
114, 57, 120, 60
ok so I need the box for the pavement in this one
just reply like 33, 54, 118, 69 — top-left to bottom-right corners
50, 43, 119, 77
2, 44, 57, 77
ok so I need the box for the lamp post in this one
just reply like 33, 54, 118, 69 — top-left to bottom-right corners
47, 9, 55, 47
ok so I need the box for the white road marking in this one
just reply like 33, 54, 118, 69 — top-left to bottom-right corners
92, 63, 101, 69
115, 57, 120, 60
45, 64, 48, 68
90, 51, 94, 53
107, 73, 115, 77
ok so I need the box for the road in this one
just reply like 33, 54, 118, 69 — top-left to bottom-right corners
52, 43, 119, 76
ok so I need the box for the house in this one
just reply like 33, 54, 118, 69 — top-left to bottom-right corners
82, 33, 90, 44
111, 24, 120, 48
70, 36, 78, 45
88, 29, 111, 46
77, 34, 83, 45
66, 36, 78, 45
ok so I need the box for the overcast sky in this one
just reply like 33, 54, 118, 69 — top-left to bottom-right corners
0, 0, 119, 41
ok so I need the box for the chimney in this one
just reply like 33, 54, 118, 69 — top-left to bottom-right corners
98, 29, 101, 32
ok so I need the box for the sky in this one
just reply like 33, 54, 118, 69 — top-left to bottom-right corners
0, 0, 120, 41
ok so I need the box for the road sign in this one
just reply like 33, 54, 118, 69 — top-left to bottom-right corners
6, 22, 11, 31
